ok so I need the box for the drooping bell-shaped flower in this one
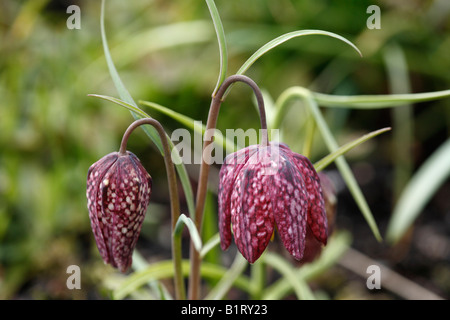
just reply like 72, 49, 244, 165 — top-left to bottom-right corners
86, 151, 152, 272
218, 142, 327, 263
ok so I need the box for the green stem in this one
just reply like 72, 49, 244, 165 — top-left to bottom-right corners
250, 259, 265, 300
302, 114, 316, 158
120, 118, 185, 300
188, 74, 268, 300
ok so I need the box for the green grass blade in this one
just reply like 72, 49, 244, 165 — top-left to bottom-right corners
221, 29, 361, 98
113, 259, 251, 300
200, 233, 220, 259
140, 100, 199, 131
383, 44, 414, 200
204, 253, 248, 300
89, 94, 150, 118
261, 89, 276, 130
100, 0, 135, 106
131, 250, 173, 300
276, 87, 382, 242
314, 127, 391, 172
237, 30, 361, 76
386, 138, 450, 244
262, 231, 351, 300
174, 214, 202, 252
311, 90, 450, 109
139, 99, 238, 152
99, 0, 195, 218
206, 0, 228, 95
263, 252, 315, 300
201, 192, 220, 264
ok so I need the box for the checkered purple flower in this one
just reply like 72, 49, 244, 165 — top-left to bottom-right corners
218, 142, 327, 263
86, 151, 152, 272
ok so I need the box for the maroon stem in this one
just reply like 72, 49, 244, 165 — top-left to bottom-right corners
119, 118, 185, 300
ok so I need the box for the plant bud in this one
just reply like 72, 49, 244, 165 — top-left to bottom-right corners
86, 151, 152, 272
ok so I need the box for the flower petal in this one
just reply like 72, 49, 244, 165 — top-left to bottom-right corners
290, 153, 328, 245
104, 152, 152, 272
86, 152, 118, 265
271, 150, 308, 260
86, 151, 152, 273
218, 145, 259, 251
230, 149, 275, 263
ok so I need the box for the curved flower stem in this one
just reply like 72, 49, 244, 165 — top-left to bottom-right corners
120, 118, 185, 300
188, 74, 267, 300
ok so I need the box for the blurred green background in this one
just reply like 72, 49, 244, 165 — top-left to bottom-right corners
0, 0, 449, 299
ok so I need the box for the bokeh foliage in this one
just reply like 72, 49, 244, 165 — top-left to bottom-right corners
0, 0, 449, 299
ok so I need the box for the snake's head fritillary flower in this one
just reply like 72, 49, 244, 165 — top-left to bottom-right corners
218, 142, 327, 263
86, 151, 152, 272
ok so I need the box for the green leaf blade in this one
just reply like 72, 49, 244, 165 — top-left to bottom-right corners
206, 0, 228, 95
237, 29, 361, 77
174, 214, 202, 252
311, 90, 450, 109
314, 127, 391, 172
139, 99, 238, 153
386, 138, 450, 244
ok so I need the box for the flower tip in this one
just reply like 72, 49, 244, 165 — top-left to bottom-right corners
119, 263, 131, 273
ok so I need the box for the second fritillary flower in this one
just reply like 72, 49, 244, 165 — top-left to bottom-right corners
218, 142, 327, 263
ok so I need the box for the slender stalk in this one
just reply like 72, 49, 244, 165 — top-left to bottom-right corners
120, 118, 185, 300
188, 74, 268, 299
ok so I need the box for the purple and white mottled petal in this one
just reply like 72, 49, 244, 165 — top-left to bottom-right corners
290, 153, 328, 245
230, 149, 275, 263
271, 150, 309, 260
86, 152, 118, 265
218, 145, 259, 250
86, 151, 152, 273
108, 153, 151, 272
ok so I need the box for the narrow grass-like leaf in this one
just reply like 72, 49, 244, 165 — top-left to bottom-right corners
174, 214, 202, 252
260, 89, 276, 130
314, 127, 391, 172
200, 233, 220, 259
221, 30, 361, 99
100, 0, 135, 106
201, 191, 220, 265
131, 250, 173, 300
276, 87, 382, 242
113, 260, 251, 300
204, 253, 248, 300
386, 138, 450, 244
311, 89, 450, 109
206, 0, 228, 95
99, 0, 195, 218
263, 252, 315, 300
140, 100, 199, 131
383, 44, 414, 200
237, 30, 362, 76
140, 99, 238, 152
89, 94, 150, 118
262, 231, 351, 300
